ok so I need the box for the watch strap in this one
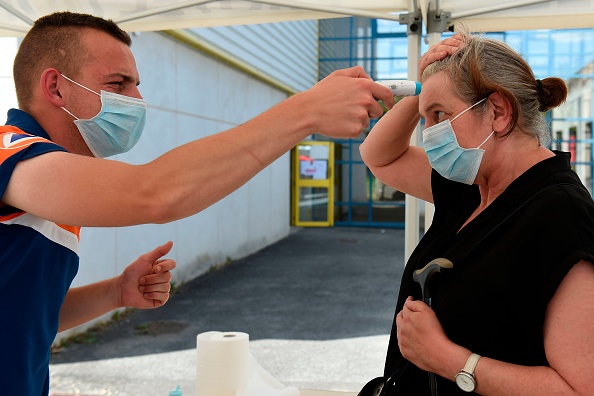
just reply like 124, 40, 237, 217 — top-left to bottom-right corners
462, 353, 481, 375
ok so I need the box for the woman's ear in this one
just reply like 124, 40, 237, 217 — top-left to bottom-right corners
488, 92, 513, 133
40, 68, 65, 107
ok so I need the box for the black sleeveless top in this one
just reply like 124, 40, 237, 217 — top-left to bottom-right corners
383, 151, 594, 395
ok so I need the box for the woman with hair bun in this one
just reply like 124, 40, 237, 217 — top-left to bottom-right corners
360, 31, 594, 395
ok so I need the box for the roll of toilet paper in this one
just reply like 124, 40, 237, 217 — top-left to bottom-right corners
196, 331, 250, 396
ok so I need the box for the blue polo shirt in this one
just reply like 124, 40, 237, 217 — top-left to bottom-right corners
0, 109, 80, 396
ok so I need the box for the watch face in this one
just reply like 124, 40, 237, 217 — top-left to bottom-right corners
456, 372, 476, 392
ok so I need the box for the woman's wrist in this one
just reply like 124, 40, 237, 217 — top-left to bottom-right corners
434, 341, 473, 382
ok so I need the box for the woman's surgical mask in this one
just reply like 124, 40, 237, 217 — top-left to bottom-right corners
60, 74, 147, 158
422, 97, 494, 185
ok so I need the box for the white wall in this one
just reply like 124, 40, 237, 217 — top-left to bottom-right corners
0, 21, 317, 342
191, 20, 319, 91
57, 30, 299, 341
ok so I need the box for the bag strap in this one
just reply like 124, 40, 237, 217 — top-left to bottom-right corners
457, 182, 570, 263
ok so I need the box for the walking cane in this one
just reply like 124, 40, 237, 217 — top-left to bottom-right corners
413, 258, 454, 396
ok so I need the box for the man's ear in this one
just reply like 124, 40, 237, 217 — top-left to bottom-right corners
40, 68, 65, 107
488, 92, 513, 133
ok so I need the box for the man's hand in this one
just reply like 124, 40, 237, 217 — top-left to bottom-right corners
303, 66, 394, 138
117, 241, 176, 309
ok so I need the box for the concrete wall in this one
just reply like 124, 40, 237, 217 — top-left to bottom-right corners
55, 21, 318, 341
191, 19, 319, 91
2, 20, 319, 342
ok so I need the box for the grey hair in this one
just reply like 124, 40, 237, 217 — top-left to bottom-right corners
422, 30, 567, 147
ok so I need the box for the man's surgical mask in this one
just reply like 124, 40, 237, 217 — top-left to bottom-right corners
422, 97, 494, 185
60, 74, 147, 158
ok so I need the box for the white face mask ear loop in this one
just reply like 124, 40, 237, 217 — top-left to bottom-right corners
61, 106, 79, 120
60, 74, 101, 97
452, 97, 488, 123
477, 130, 495, 149
60, 74, 102, 120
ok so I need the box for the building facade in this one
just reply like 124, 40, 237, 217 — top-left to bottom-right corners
318, 18, 594, 228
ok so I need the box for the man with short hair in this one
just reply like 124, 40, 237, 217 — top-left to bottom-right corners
1, 11, 393, 395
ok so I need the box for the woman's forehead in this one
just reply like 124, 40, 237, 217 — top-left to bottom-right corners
419, 73, 454, 111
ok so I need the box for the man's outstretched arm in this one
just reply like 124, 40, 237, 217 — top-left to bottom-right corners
4, 67, 393, 227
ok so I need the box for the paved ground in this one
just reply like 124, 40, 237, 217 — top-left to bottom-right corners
49, 227, 405, 396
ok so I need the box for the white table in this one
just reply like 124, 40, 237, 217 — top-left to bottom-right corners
301, 390, 357, 396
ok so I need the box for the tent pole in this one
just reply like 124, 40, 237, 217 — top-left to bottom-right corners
116, 0, 401, 27
422, 0, 450, 232
115, 0, 215, 24
402, 0, 423, 263
0, 0, 33, 25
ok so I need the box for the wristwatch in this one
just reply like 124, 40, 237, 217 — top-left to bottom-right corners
455, 353, 481, 392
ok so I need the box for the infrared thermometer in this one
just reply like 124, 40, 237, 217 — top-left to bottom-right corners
376, 80, 422, 97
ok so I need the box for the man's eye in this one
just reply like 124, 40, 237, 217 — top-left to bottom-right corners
436, 111, 445, 120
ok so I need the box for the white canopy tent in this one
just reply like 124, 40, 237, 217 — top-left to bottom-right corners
1, 0, 592, 259
1, 0, 593, 37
